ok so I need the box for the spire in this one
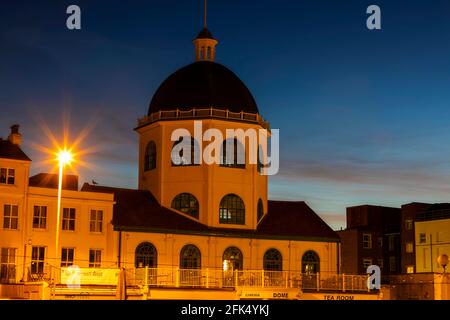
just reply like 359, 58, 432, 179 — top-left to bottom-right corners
193, 0, 218, 62
204, 0, 207, 29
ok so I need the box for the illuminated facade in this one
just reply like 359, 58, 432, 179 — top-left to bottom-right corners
0, 26, 377, 300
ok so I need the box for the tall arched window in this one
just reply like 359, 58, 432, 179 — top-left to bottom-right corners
302, 250, 320, 274
221, 138, 245, 169
257, 199, 264, 222
263, 249, 282, 271
180, 245, 201, 269
171, 137, 200, 166
144, 141, 157, 171
219, 194, 245, 225
171, 193, 199, 219
135, 242, 157, 268
223, 247, 243, 271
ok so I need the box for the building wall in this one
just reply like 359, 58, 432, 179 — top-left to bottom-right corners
338, 229, 358, 274
137, 119, 268, 230
401, 203, 430, 274
0, 165, 116, 282
339, 205, 401, 275
415, 219, 450, 273
120, 231, 338, 274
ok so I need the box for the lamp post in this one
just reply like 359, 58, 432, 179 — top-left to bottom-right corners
54, 151, 72, 273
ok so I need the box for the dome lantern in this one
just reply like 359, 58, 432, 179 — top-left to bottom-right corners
193, 0, 218, 62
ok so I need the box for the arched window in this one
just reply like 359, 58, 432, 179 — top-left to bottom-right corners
180, 245, 201, 269
171, 137, 200, 166
144, 141, 157, 171
219, 194, 245, 225
263, 249, 282, 271
257, 199, 264, 222
171, 193, 199, 219
302, 250, 320, 274
223, 247, 243, 271
221, 138, 245, 169
135, 242, 157, 268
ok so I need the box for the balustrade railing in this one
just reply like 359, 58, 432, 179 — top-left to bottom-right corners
137, 107, 270, 130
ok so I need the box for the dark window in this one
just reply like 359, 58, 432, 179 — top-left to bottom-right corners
135, 242, 157, 268
263, 249, 282, 271
0, 248, 16, 282
144, 141, 157, 171
180, 245, 201, 269
0, 168, 14, 185
171, 193, 199, 219
362, 233, 372, 249
89, 210, 103, 233
3, 204, 18, 229
33, 206, 47, 229
89, 249, 101, 268
62, 208, 76, 231
61, 248, 74, 267
31, 246, 45, 274
219, 194, 245, 225
257, 199, 264, 222
171, 137, 200, 166
302, 250, 320, 274
223, 247, 243, 271
221, 138, 245, 169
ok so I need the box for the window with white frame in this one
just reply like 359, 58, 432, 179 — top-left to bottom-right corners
61, 248, 74, 267
0, 248, 16, 282
362, 234, 372, 249
89, 249, 101, 268
0, 168, 15, 185
62, 208, 76, 231
89, 210, 103, 233
32, 206, 47, 229
31, 246, 45, 274
363, 258, 373, 270
3, 204, 18, 229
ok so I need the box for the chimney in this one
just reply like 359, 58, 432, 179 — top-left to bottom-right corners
8, 124, 22, 146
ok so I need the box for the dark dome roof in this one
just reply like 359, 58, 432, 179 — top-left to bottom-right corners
148, 61, 259, 115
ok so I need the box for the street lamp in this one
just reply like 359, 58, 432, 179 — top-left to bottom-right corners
54, 150, 73, 269
438, 254, 449, 274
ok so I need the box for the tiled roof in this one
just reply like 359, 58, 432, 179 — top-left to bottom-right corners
0, 139, 31, 161
29, 173, 79, 191
81, 184, 340, 242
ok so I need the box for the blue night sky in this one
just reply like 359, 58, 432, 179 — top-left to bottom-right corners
2, 0, 450, 229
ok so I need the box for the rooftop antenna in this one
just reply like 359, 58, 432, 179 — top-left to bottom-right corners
203, 0, 207, 29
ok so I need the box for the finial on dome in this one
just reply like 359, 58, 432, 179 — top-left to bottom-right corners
193, 0, 218, 62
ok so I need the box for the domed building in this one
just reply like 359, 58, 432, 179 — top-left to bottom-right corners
82, 25, 341, 299
0, 22, 345, 300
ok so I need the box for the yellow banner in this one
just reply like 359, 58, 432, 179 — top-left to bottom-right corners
61, 267, 120, 285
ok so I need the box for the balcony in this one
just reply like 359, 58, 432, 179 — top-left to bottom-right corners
137, 108, 270, 130
23, 265, 371, 293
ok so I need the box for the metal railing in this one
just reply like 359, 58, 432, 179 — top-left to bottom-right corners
137, 107, 270, 130
22, 265, 370, 293
126, 267, 370, 292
